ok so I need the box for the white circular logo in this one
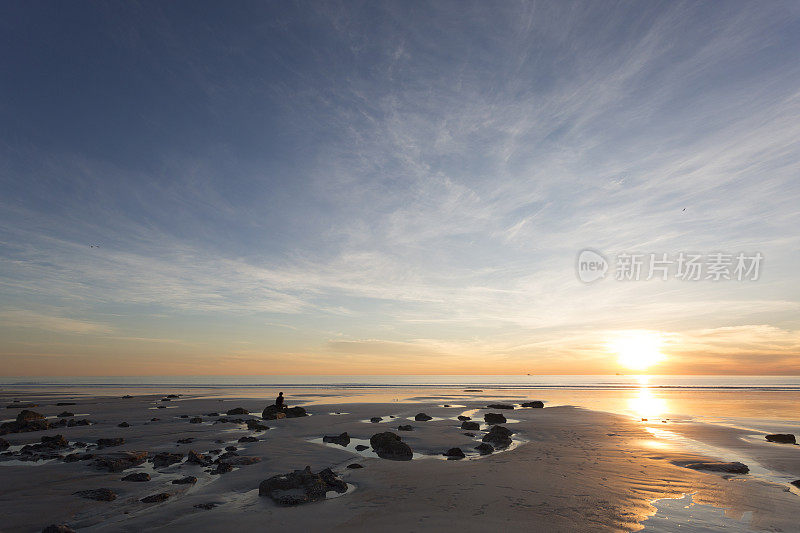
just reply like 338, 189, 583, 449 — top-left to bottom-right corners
576, 249, 608, 283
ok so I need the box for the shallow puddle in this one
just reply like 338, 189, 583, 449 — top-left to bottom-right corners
640, 493, 756, 532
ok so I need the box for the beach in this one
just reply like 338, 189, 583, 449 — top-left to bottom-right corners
1, 382, 799, 532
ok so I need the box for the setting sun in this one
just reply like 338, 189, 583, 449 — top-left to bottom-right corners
609, 331, 666, 371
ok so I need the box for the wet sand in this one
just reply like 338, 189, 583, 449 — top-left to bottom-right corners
0, 391, 798, 532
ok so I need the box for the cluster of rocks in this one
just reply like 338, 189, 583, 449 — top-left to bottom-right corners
259, 466, 347, 505
262, 405, 308, 420
0, 410, 90, 436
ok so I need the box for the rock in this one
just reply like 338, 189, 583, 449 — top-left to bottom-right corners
443, 404, 451, 408
40, 434, 69, 448
64, 452, 94, 462
0, 410, 51, 435
355, 445, 369, 451
151, 452, 183, 468
683, 461, 749, 474
96, 438, 124, 448
172, 476, 198, 484
258, 466, 347, 505
122, 395, 133, 399
187, 450, 212, 466
457, 415, 471, 421
118, 422, 130, 428
463, 389, 483, 392
150, 418, 160, 422
224, 456, 260, 466
397, 425, 414, 431
74, 488, 116, 501
262, 404, 308, 420
141, 493, 170, 503
323, 432, 350, 446
461, 421, 480, 430
370, 432, 413, 461
246, 419, 270, 431
791, 480, 800, 489
475, 443, 494, 455
57, 412, 74, 418
482, 425, 514, 448
463, 432, 475, 437
121, 472, 151, 482
0, 438, 9, 451
225, 445, 237, 451
484, 413, 507, 425
414, 413, 433, 421
443, 447, 465, 459
161, 398, 171, 402
56, 402, 77, 406
177, 438, 194, 444
765, 433, 796, 444
66, 419, 90, 427
166, 394, 180, 398
205, 412, 220, 417
189, 417, 203, 424
346, 463, 363, 469
370, 417, 383, 423
93, 451, 148, 472
194, 503, 218, 510
226, 407, 249, 415
217, 451, 239, 461
179, 415, 189, 419
211, 462, 233, 474
521, 401, 544, 408
238, 436, 258, 443
7, 403, 38, 409
42, 525, 76, 533
486, 404, 514, 410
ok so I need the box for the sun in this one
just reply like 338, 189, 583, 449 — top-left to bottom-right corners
608, 331, 665, 371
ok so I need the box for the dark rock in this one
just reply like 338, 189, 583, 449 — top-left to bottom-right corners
683, 461, 749, 474
463, 389, 483, 392
41, 434, 69, 448
225, 456, 260, 466
93, 451, 148, 472
521, 401, 544, 408
397, 425, 414, 431
355, 445, 369, 451
225, 445, 237, 451
370, 417, 383, 423
141, 493, 170, 504
176, 438, 194, 444
118, 422, 130, 428
179, 415, 189, 419
189, 417, 202, 424
346, 463, 364, 469
66, 419, 90, 427
150, 418, 160, 422
194, 502, 218, 510
262, 405, 308, 420
258, 466, 347, 505
0, 438, 10, 451
209, 448, 221, 454
166, 394, 180, 398
323, 432, 350, 446
74, 488, 116, 501
461, 421, 480, 430
96, 438, 124, 448
443, 404, 451, 407
484, 413, 507, 425
64, 452, 94, 463
157, 405, 166, 409
205, 412, 220, 417
475, 443, 494, 455
463, 432, 475, 437
443, 447, 465, 459
765, 433, 796, 444
7, 403, 38, 409
187, 450, 212, 466
172, 476, 198, 485
56, 402, 77, 406
122, 472, 151, 482
57, 412, 74, 418
122, 395, 133, 399
211, 462, 233, 474
370, 432, 413, 461
457, 415, 471, 421
486, 404, 514, 410
414, 413, 433, 421
161, 398, 171, 402
42, 525, 76, 533
0, 410, 51, 435
216, 451, 239, 461
791, 480, 800, 489
238, 436, 258, 443
482, 425, 514, 448
246, 419, 270, 431
226, 407, 249, 415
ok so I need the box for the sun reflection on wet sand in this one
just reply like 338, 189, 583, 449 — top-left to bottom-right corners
629, 383, 668, 420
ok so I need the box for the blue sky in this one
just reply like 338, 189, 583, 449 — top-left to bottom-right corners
1, 1, 799, 375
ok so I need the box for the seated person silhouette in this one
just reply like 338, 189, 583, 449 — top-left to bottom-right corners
275, 391, 286, 411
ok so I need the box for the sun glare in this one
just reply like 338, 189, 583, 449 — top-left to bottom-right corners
609, 331, 665, 371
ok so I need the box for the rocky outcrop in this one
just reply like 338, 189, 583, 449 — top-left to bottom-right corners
223, 456, 261, 466
370, 417, 382, 423
370, 432, 413, 461
177, 438, 193, 444
765, 433, 796, 444
172, 476, 197, 484
189, 417, 202, 424
323, 432, 350, 446
226, 407, 249, 415
187, 450, 212, 466
397, 425, 414, 431
74, 488, 116, 501
443, 447, 465, 459
141, 493, 170, 503
484, 413, 506, 424
57, 412, 74, 418
93, 451, 148, 472
355, 444, 369, 451
460, 421, 480, 430
521, 401, 544, 408
238, 436, 258, 443
475, 443, 494, 455
259, 466, 347, 505
0, 438, 9, 451
346, 463, 363, 469
457, 415, 471, 421
246, 419, 270, 431
262, 405, 308, 420
414, 413, 433, 421
482, 425, 514, 448
64, 452, 94, 463
121, 472, 151, 482
117, 422, 130, 428
96, 438, 124, 448
0, 410, 50, 435
683, 461, 749, 474
211, 462, 233, 474
486, 404, 514, 410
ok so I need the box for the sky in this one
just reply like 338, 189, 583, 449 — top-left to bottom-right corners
1, 1, 799, 376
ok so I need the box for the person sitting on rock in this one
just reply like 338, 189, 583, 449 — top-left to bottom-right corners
275, 392, 285, 411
